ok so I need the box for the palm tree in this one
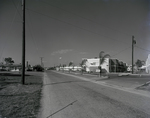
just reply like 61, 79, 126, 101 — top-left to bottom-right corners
99, 51, 110, 77
135, 59, 145, 73
69, 61, 74, 73
135, 59, 145, 68
69, 61, 73, 67
80, 59, 87, 74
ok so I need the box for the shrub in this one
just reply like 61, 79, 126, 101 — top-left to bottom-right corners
33, 65, 44, 72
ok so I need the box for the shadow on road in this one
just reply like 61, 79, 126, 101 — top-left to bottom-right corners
43, 80, 89, 86
0, 73, 31, 76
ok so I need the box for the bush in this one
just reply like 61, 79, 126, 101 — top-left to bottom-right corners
47, 67, 56, 70
26, 68, 33, 71
33, 65, 44, 72
0, 68, 7, 71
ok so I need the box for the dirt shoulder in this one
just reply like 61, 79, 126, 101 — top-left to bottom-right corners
0, 72, 43, 118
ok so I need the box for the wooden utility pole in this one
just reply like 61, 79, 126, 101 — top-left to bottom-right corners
99, 52, 101, 77
40, 57, 43, 67
26, 61, 28, 68
132, 36, 136, 74
21, 0, 25, 84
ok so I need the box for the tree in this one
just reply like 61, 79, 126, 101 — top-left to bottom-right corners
68, 61, 74, 72
33, 65, 44, 72
4, 57, 14, 65
80, 59, 87, 67
135, 59, 145, 73
80, 59, 87, 74
99, 51, 110, 77
135, 59, 145, 68
62, 64, 66, 67
69, 61, 73, 66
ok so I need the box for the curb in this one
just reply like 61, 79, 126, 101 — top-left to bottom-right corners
136, 81, 150, 89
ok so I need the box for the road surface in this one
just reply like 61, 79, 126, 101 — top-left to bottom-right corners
38, 71, 150, 118
66, 71, 150, 89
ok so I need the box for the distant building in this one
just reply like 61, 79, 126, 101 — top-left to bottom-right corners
0, 64, 22, 71
82, 58, 127, 73
63, 66, 82, 71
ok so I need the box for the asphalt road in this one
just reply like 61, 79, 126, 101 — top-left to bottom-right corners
98, 75, 150, 89
66, 72, 150, 89
38, 71, 150, 118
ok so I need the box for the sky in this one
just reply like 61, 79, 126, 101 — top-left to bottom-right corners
0, 0, 150, 67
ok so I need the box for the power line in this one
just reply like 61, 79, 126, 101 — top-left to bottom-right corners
26, 10, 41, 58
26, 8, 129, 45
135, 45, 150, 52
11, 0, 42, 63
12, 0, 22, 20
41, 0, 132, 38
111, 46, 131, 57
0, 19, 21, 23
0, 0, 19, 60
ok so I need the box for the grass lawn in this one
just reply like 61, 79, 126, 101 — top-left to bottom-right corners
0, 72, 43, 118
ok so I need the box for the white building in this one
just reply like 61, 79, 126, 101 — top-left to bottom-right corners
146, 54, 150, 73
84, 58, 109, 72
82, 58, 127, 73
61, 66, 82, 71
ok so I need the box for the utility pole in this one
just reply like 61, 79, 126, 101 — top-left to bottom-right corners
26, 60, 30, 69
21, 0, 25, 85
40, 57, 43, 67
26, 61, 28, 68
132, 35, 136, 74
99, 52, 101, 77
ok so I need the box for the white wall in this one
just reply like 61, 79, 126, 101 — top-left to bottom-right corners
85, 58, 109, 72
146, 54, 150, 73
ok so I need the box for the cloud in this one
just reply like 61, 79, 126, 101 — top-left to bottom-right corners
51, 49, 73, 55
79, 52, 88, 55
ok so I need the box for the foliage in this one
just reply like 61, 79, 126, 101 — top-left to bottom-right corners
62, 64, 66, 67
4, 57, 14, 65
135, 59, 145, 68
48, 67, 56, 70
80, 59, 87, 67
99, 51, 110, 76
80, 59, 87, 73
33, 65, 44, 72
69, 61, 74, 66
99, 51, 110, 65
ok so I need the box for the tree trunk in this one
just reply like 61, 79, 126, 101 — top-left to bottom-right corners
99, 66, 102, 77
